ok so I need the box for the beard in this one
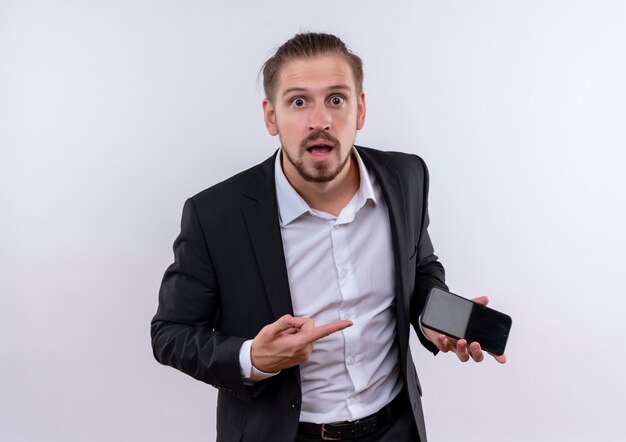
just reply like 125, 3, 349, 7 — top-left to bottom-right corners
280, 130, 350, 183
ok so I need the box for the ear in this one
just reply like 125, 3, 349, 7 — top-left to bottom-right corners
356, 91, 366, 130
262, 99, 279, 136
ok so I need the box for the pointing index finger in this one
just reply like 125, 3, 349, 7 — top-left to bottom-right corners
301, 320, 353, 344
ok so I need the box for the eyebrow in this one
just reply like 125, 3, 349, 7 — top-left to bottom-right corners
281, 84, 352, 98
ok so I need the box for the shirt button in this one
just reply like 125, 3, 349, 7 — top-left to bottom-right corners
291, 399, 300, 411
340, 269, 349, 278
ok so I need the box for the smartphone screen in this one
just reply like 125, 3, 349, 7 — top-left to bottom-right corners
421, 287, 512, 355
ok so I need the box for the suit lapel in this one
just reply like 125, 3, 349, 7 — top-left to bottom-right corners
241, 153, 295, 320
357, 147, 412, 343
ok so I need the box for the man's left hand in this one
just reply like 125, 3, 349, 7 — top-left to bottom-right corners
422, 296, 507, 364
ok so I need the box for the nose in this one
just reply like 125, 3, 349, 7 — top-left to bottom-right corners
308, 101, 331, 131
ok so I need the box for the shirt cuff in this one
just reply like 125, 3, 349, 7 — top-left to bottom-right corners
239, 339, 280, 382
418, 321, 429, 339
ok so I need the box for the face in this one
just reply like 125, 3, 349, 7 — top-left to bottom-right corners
263, 55, 366, 185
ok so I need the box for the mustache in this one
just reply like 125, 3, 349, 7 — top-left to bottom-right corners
300, 130, 340, 149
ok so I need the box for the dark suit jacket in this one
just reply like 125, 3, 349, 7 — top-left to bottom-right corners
151, 146, 447, 442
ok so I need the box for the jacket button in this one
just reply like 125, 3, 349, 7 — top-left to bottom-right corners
291, 399, 300, 411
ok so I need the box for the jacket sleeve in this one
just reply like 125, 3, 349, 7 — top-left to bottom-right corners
411, 156, 448, 354
151, 198, 251, 401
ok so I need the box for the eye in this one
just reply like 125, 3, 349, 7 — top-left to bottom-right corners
330, 95, 345, 105
291, 97, 306, 107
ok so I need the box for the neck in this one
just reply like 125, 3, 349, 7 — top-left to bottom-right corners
285, 153, 360, 217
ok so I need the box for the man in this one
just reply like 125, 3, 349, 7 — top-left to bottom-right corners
151, 32, 505, 442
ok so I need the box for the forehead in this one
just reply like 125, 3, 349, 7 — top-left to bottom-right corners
276, 55, 356, 96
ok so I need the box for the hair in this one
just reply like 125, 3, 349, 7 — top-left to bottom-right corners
261, 32, 364, 101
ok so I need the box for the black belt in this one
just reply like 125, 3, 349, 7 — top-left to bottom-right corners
297, 393, 406, 440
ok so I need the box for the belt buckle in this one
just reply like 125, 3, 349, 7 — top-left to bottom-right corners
321, 424, 342, 441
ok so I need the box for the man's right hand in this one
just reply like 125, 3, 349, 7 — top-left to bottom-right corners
250, 314, 353, 373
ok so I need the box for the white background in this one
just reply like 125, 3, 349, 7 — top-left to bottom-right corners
2, 1, 625, 441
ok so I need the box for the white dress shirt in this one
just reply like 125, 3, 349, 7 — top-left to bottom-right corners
240, 147, 403, 423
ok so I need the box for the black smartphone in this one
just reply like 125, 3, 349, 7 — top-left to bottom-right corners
420, 287, 512, 355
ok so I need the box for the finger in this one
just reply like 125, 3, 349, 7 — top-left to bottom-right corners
289, 316, 314, 330
437, 334, 451, 352
455, 339, 470, 362
301, 320, 353, 344
279, 326, 300, 336
488, 352, 507, 364
471, 296, 489, 306
469, 342, 484, 362
296, 317, 316, 332
265, 314, 296, 335
438, 334, 459, 353
440, 335, 456, 353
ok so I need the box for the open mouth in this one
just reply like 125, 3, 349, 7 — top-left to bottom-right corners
305, 142, 334, 156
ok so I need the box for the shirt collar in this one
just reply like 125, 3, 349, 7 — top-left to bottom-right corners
274, 146, 378, 225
